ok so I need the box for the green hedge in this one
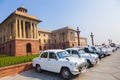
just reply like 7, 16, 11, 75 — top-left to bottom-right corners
0, 54, 39, 67
0, 54, 9, 58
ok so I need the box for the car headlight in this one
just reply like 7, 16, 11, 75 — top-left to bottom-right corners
75, 63, 79, 70
92, 56, 95, 59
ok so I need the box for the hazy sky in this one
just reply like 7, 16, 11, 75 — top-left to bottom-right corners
0, 0, 120, 45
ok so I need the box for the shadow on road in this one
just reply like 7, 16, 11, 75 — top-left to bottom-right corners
19, 69, 81, 80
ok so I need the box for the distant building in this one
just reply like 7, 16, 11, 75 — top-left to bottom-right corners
38, 27, 87, 50
0, 6, 87, 56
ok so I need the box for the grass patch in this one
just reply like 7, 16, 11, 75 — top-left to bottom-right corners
0, 54, 39, 67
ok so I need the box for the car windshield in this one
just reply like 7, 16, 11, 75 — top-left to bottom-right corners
57, 51, 71, 58
92, 47, 96, 50
88, 47, 94, 52
96, 47, 100, 51
78, 49, 85, 54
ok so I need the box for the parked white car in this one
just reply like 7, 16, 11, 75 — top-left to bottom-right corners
98, 46, 112, 56
32, 49, 87, 79
65, 48, 99, 68
117, 45, 120, 49
103, 46, 113, 53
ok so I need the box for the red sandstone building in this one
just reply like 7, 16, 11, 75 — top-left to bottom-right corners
0, 6, 87, 56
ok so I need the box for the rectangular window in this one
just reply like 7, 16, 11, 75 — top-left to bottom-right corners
48, 39, 50, 43
44, 39, 45, 43
44, 34, 45, 36
3, 35, 5, 42
54, 39, 56, 43
39, 39, 41, 43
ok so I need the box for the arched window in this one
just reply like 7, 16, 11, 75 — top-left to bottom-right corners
72, 44, 74, 47
39, 46, 42, 50
26, 43, 32, 53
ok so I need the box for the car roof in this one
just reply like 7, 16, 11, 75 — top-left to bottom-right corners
65, 48, 84, 50
65, 48, 79, 50
42, 49, 65, 53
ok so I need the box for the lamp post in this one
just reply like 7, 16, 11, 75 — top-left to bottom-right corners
108, 39, 111, 45
76, 27, 80, 46
90, 32, 94, 45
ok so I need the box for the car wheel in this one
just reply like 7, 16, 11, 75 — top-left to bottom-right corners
36, 64, 42, 72
87, 60, 93, 68
108, 54, 111, 56
61, 68, 71, 79
104, 54, 106, 57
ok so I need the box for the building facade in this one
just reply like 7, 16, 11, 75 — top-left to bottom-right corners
38, 27, 87, 51
0, 6, 87, 56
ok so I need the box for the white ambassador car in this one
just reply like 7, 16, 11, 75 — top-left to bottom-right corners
32, 49, 87, 79
65, 48, 99, 68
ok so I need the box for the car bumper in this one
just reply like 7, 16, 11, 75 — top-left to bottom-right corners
105, 52, 112, 55
71, 62, 87, 75
71, 70, 81, 75
91, 58, 99, 65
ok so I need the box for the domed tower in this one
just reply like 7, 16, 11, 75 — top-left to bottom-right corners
16, 5, 28, 13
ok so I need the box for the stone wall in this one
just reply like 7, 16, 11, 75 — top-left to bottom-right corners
15, 39, 39, 56
0, 62, 32, 78
0, 40, 15, 56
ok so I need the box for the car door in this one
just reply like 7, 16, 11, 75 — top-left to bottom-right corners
40, 52, 49, 70
47, 52, 59, 73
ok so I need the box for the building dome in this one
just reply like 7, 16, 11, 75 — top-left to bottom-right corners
17, 5, 28, 13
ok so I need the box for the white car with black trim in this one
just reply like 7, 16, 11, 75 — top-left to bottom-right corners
32, 49, 87, 79
65, 48, 99, 68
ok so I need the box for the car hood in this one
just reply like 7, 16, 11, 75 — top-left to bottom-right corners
65, 57, 86, 64
84, 53, 98, 58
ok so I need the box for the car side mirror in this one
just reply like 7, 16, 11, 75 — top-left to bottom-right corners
54, 56, 58, 60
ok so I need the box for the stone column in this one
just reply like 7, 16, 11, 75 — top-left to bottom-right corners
19, 19, 22, 38
23, 21, 26, 38
35, 24, 36, 39
15, 19, 18, 38
34, 23, 36, 39
32, 23, 34, 39
36, 24, 38, 39
30, 22, 33, 39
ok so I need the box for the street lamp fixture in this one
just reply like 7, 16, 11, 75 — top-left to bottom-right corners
108, 39, 111, 45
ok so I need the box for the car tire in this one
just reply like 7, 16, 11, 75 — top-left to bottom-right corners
104, 54, 106, 57
87, 60, 93, 68
36, 64, 42, 72
61, 68, 71, 79
108, 54, 111, 56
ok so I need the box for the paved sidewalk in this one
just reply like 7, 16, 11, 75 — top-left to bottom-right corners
0, 49, 120, 80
